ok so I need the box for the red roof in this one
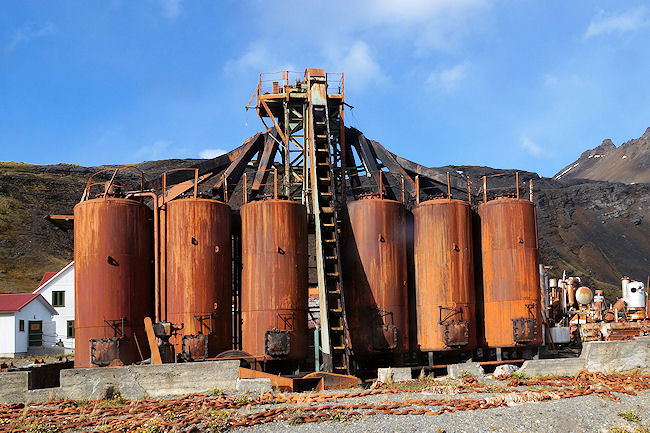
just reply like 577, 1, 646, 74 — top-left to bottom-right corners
39, 272, 57, 287
0, 293, 42, 313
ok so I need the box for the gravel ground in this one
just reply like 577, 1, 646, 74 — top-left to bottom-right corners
231, 390, 650, 433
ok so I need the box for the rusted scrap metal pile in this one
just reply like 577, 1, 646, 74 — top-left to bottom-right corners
2, 370, 649, 432
545, 273, 650, 345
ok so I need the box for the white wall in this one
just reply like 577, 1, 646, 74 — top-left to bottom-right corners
13, 298, 57, 355
34, 264, 75, 349
0, 313, 15, 357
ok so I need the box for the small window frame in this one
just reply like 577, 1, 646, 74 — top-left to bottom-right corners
52, 291, 65, 308
19, 319, 25, 332
67, 320, 75, 338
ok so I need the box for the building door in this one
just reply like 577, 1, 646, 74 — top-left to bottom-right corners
28, 321, 43, 347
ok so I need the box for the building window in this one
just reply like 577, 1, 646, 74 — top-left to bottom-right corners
52, 291, 65, 307
19, 320, 24, 332
67, 320, 75, 338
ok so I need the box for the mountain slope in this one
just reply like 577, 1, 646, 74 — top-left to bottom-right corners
554, 128, 650, 184
0, 155, 647, 305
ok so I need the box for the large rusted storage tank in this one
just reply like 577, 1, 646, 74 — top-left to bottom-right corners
240, 199, 309, 362
74, 197, 153, 368
478, 197, 542, 347
344, 197, 409, 356
413, 199, 476, 352
165, 198, 232, 359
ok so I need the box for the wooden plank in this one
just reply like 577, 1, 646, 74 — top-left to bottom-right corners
144, 317, 162, 365
212, 133, 266, 191
367, 139, 416, 195
250, 131, 279, 194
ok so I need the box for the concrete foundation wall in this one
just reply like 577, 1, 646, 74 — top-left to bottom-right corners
518, 337, 650, 377
60, 360, 240, 400
0, 360, 240, 404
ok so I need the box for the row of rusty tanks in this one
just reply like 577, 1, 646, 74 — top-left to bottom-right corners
73, 172, 308, 368
341, 190, 543, 365
73, 170, 542, 368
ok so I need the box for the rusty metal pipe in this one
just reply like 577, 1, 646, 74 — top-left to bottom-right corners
127, 192, 160, 322
515, 171, 519, 200
447, 172, 451, 199
483, 176, 487, 203
273, 167, 278, 199
415, 175, 420, 205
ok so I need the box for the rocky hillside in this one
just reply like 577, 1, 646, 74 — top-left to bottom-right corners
554, 128, 650, 184
446, 165, 649, 303
0, 151, 648, 305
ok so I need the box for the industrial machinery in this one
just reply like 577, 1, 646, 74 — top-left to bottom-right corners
73, 171, 154, 368
477, 177, 542, 358
164, 191, 232, 361
413, 196, 476, 360
240, 193, 309, 370
546, 273, 650, 343
343, 194, 410, 363
63, 68, 555, 373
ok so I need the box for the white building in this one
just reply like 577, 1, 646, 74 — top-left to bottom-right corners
33, 261, 75, 349
0, 293, 58, 357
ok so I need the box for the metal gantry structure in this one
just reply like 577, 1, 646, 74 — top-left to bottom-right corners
249, 68, 350, 373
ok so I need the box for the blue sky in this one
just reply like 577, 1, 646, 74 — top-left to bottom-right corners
2, 1, 650, 177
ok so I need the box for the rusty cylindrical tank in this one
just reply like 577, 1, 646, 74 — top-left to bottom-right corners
344, 197, 409, 356
413, 199, 476, 352
165, 198, 232, 359
240, 199, 309, 361
74, 198, 153, 368
478, 197, 542, 348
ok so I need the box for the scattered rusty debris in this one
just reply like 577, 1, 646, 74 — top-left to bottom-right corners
2, 370, 648, 432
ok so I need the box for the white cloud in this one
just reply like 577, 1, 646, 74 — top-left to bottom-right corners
224, 42, 295, 74
363, 0, 490, 53
427, 62, 469, 92
521, 137, 549, 158
5, 22, 55, 53
159, 0, 183, 19
543, 74, 558, 87
199, 149, 227, 159
136, 140, 172, 160
583, 6, 648, 39
332, 41, 387, 89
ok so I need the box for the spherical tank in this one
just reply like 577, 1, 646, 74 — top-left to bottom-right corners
240, 199, 308, 361
344, 197, 409, 356
73, 198, 153, 368
165, 198, 232, 358
478, 197, 542, 348
413, 199, 476, 352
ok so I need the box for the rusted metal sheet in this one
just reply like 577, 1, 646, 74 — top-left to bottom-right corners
343, 197, 409, 356
238, 367, 294, 392
165, 198, 232, 358
413, 199, 476, 352
478, 197, 542, 348
90, 338, 120, 367
73, 198, 153, 368
240, 199, 309, 361
302, 371, 362, 390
